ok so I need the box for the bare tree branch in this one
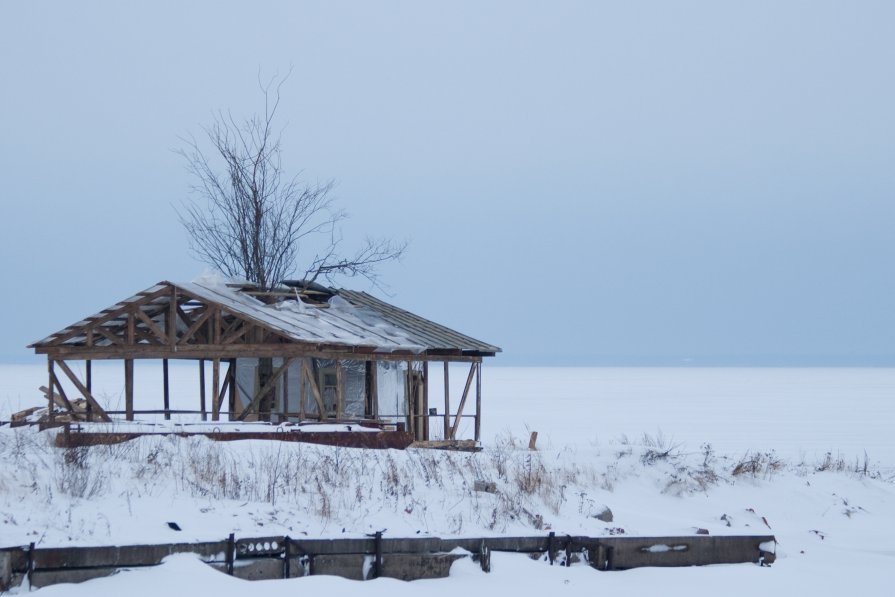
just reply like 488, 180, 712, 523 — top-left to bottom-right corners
177, 73, 405, 291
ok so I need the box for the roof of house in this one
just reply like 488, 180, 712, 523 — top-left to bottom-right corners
30, 279, 500, 358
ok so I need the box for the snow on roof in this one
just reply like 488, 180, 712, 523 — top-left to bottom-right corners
30, 279, 501, 356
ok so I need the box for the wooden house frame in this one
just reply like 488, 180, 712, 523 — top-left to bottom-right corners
29, 280, 500, 442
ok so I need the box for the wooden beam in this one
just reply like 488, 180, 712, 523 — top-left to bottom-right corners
37, 344, 491, 363
229, 359, 237, 417
47, 360, 55, 424
423, 360, 429, 442
92, 325, 124, 346
133, 308, 167, 344
124, 358, 134, 421
211, 358, 220, 421
127, 312, 135, 346
162, 358, 170, 420
282, 360, 289, 422
199, 358, 207, 421
54, 360, 111, 421
449, 362, 477, 440
168, 287, 178, 346
335, 360, 344, 420
237, 358, 293, 421
302, 358, 326, 420
474, 361, 481, 442
50, 370, 75, 413
44, 285, 174, 346
406, 360, 414, 437
443, 362, 450, 440
85, 359, 92, 419
299, 359, 306, 420
177, 307, 212, 345
218, 366, 231, 412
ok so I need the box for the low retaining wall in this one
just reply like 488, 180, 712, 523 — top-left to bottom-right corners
0, 532, 776, 591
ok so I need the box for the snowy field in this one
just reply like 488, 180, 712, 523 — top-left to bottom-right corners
1, 364, 894, 595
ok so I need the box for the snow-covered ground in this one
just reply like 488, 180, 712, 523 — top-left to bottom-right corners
1, 364, 893, 595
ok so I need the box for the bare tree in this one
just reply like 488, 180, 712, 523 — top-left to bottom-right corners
179, 75, 405, 291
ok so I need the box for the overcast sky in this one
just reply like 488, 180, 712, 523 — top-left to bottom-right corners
1, 1, 893, 365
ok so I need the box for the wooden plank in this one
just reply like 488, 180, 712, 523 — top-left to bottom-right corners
36, 344, 489, 363
177, 306, 212, 345
335, 360, 344, 420
124, 359, 134, 421
92, 325, 124, 346
211, 358, 220, 421
133, 308, 167, 344
282, 360, 289, 422
162, 359, 170, 420
198, 359, 207, 421
47, 360, 55, 424
449, 362, 477, 439
237, 358, 293, 421
168, 287, 177, 346
54, 360, 111, 421
443, 362, 450, 440
302, 359, 326, 420
42, 285, 173, 346
474, 361, 481, 442
49, 372, 75, 413
422, 361, 429, 441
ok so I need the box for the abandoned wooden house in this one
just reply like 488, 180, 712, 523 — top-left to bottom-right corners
28, 279, 500, 446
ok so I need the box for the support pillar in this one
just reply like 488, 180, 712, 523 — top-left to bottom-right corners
199, 358, 207, 421
124, 358, 134, 421
443, 362, 450, 440
162, 358, 170, 420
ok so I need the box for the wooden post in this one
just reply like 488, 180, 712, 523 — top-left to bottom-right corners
449, 362, 477, 440
54, 360, 111, 421
199, 358, 207, 421
335, 360, 344, 420
211, 358, 221, 421
371, 361, 378, 419
229, 359, 237, 417
406, 360, 414, 437
162, 358, 170, 420
85, 359, 93, 421
422, 360, 429, 441
47, 359, 55, 423
282, 360, 289, 422
474, 361, 482, 442
443, 362, 450, 440
124, 358, 134, 421
299, 358, 306, 421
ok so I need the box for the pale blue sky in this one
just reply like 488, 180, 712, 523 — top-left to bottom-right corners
1, 1, 893, 365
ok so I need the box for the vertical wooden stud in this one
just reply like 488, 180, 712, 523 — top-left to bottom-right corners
47, 359, 55, 423
212, 358, 221, 421
124, 358, 134, 421
443, 362, 450, 440
422, 360, 429, 441
162, 358, 171, 420
475, 361, 482, 442
199, 358, 207, 421
335, 360, 344, 420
